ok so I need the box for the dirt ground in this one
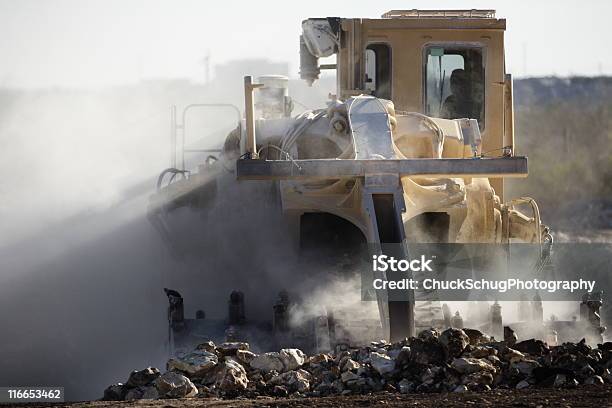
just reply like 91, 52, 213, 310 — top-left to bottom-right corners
19, 384, 611, 408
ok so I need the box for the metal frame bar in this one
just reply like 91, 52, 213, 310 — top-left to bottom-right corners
183, 149, 222, 153
236, 157, 528, 180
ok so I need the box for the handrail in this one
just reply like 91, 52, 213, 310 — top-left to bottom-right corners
156, 168, 190, 192
171, 103, 241, 171
382, 9, 496, 19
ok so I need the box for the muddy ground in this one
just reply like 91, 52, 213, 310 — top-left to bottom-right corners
19, 384, 612, 408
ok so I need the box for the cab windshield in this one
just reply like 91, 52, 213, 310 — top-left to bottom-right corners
424, 45, 485, 129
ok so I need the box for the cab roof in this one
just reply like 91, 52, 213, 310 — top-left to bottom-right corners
342, 9, 506, 30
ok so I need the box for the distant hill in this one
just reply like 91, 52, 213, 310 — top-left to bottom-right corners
514, 76, 612, 107
509, 76, 612, 230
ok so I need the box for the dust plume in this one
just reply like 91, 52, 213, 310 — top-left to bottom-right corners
0, 72, 336, 400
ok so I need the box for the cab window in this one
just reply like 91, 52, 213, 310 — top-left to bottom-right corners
365, 43, 391, 100
424, 45, 484, 129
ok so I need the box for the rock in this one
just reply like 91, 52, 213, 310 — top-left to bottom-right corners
272, 385, 289, 397
338, 355, 352, 369
280, 348, 306, 371
511, 359, 540, 376
397, 379, 414, 394
197, 385, 215, 397
334, 350, 351, 365
371, 339, 389, 348
584, 375, 604, 385
154, 371, 198, 398
463, 328, 491, 346
445, 369, 462, 387
602, 368, 612, 383
101, 331, 612, 399
369, 352, 395, 376
310, 367, 334, 384
332, 379, 344, 393
554, 374, 567, 387
589, 349, 603, 362
532, 366, 574, 385
263, 369, 280, 382
309, 353, 331, 364
420, 367, 440, 384
418, 328, 440, 341
341, 371, 359, 383
599, 342, 612, 352
236, 349, 256, 364
124, 385, 159, 400
394, 346, 412, 365
504, 326, 517, 346
167, 350, 218, 377
580, 364, 596, 377
514, 339, 549, 355
215, 358, 249, 391
102, 383, 125, 401
440, 328, 470, 358
451, 358, 496, 375
516, 380, 530, 389
502, 348, 526, 363
467, 383, 491, 392
126, 367, 161, 387
387, 348, 402, 360
355, 367, 368, 377
409, 338, 445, 365
341, 358, 361, 372
217, 342, 249, 356
469, 346, 497, 359
250, 352, 285, 373
123, 387, 142, 400
462, 372, 493, 386
141, 386, 159, 399
314, 381, 335, 396
247, 369, 263, 381
269, 369, 311, 393
416, 382, 438, 393
196, 341, 216, 352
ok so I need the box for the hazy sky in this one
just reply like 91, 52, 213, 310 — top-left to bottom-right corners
0, 0, 611, 88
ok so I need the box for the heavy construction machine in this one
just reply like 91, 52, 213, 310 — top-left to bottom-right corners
149, 10, 558, 352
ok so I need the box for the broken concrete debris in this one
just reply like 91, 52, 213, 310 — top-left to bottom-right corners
103, 331, 612, 401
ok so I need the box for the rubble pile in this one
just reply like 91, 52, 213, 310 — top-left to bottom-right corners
102, 328, 612, 401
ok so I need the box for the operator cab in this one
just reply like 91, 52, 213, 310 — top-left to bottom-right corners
300, 9, 513, 197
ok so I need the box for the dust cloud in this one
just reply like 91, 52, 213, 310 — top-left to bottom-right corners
0, 72, 337, 400
0, 84, 200, 400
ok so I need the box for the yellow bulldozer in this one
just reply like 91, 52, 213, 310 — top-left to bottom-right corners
149, 10, 557, 351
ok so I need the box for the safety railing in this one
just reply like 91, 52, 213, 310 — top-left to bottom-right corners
170, 103, 241, 171
382, 9, 496, 19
